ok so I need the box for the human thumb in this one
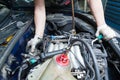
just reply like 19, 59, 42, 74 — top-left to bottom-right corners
95, 29, 100, 37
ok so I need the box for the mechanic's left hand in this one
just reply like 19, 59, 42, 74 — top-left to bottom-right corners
95, 24, 116, 40
26, 34, 42, 53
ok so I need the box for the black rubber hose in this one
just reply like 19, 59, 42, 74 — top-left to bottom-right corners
40, 48, 67, 61
85, 58, 95, 80
108, 38, 120, 58
68, 39, 101, 80
18, 67, 22, 80
104, 59, 109, 80
101, 43, 109, 80
81, 44, 95, 80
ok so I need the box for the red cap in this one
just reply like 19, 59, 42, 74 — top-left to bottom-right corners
56, 54, 69, 66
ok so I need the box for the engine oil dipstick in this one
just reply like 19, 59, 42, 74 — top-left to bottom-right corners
71, 0, 76, 34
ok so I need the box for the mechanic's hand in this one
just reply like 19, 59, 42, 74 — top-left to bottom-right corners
95, 24, 116, 40
27, 34, 42, 53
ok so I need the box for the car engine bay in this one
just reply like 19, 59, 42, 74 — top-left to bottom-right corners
0, 0, 120, 80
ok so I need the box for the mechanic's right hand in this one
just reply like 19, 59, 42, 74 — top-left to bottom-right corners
95, 24, 116, 40
27, 34, 42, 53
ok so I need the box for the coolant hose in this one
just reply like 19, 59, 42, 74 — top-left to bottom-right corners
108, 38, 120, 57
40, 48, 68, 61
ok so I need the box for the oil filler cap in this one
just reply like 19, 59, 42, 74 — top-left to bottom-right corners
56, 54, 69, 66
